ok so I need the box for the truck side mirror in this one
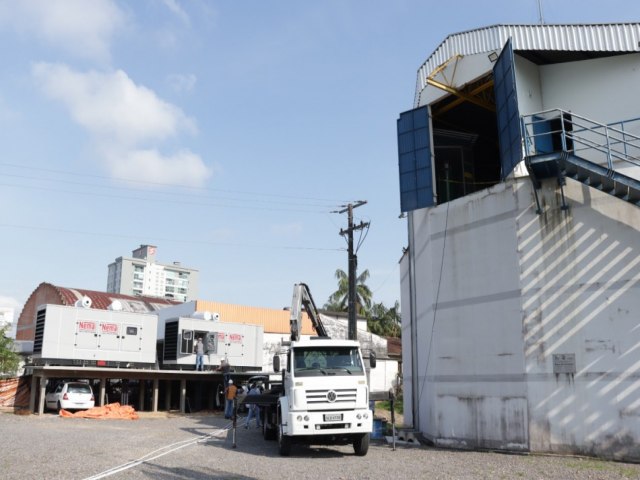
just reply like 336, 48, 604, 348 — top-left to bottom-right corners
273, 355, 281, 372
369, 351, 376, 369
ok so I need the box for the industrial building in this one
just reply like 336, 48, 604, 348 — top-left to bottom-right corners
11, 283, 398, 414
398, 23, 640, 461
106, 244, 199, 302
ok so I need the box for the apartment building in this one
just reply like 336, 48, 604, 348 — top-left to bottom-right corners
107, 245, 198, 302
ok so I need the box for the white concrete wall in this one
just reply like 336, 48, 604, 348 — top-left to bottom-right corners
406, 181, 528, 450
514, 55, 543, 117
540, 54, 640, 125
520, 178, 640, 460
402, 176, 640, 460
532, 53, 640, 178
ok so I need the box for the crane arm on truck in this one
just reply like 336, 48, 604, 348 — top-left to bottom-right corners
289, 283, 328, 342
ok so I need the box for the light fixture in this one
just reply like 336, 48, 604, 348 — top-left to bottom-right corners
488, 51, 498, 63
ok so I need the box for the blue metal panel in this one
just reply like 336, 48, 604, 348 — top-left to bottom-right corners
531, 115, 554, 154
397, 105, 434, 212
493, 38, 522, 179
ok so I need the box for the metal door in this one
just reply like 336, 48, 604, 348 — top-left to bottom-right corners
121, 324, 141, 352
493, 38, 522, 179
397, 105, 434, 211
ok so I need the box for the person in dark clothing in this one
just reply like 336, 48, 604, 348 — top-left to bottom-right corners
244, 383, 262, 429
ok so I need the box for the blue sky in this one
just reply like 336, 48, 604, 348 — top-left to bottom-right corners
1, 0, 639, 319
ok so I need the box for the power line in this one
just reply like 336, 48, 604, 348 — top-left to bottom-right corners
0, 223, 346, 252
0, 182, 331, 214
0, 172, 341, 209
0, 162, 354, 205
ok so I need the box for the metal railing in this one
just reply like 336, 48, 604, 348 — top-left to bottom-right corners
521, 109, 640, 174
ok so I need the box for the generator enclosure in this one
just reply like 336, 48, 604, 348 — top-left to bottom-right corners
32, 304, 158, 367
160, 316, 264, 370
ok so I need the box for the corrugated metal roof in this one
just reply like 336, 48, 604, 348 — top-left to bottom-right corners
195, 300, 317, 335
415, 23, 640, 105
54, 285, 178, 312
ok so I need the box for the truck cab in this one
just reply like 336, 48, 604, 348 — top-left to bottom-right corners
255, 283, 374, 456
278, 338, 372, 450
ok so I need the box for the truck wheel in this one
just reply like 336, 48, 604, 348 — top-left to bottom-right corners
353, 433, 370, 456
263, 420, 275, 440
277, 423, 291, 456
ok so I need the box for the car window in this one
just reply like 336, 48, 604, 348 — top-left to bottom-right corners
67, 384, 92, 394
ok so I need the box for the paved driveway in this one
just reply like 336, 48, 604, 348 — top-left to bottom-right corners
2, 410, 640, 480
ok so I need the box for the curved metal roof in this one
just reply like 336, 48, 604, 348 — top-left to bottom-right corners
48, 283, 179, 311
415, 23, 640, 106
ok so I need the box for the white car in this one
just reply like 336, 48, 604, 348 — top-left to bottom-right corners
45, 382, 95, 411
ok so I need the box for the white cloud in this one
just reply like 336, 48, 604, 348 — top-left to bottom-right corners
162, 0, 190, 25
105, 148, 211, 187
32, 63, 211, 187
167, 73, 197, 94
0, 0, 126, 62
33, 63, 196, 145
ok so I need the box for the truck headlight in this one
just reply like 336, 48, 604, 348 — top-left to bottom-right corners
363, 412, 369, 419
304, 415, 309, 421
296, 415, 302, 421
356, 413, 362, 419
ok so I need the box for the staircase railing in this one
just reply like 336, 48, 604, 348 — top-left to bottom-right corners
521, 109, 640, 175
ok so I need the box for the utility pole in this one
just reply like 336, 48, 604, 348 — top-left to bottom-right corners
337, 201, 369, 341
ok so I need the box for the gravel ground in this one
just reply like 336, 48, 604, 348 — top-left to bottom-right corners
2, 410, 640, 480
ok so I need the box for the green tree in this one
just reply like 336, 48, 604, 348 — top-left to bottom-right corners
367, 301, 401, 338
324, 268, 373, 315
0, 325, 20, 376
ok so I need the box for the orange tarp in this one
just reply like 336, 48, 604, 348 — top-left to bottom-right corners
60, 402, 139, 420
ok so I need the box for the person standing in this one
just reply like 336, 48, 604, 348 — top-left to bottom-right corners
195, 337, 204, 371
224, 379, 237, 419
244, 383, 262, 429
218, 357, 231, 384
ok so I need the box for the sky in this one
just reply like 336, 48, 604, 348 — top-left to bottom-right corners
1, 0, 639, 321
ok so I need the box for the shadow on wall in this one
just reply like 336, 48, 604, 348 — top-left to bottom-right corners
518, 178, 640, 460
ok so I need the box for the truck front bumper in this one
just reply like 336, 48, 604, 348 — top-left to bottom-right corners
284, 409, 372, 436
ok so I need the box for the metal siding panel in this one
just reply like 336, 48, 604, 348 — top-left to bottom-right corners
415, 23, 640, 107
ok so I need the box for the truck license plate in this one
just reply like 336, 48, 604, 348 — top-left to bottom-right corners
324, 413, 342, 422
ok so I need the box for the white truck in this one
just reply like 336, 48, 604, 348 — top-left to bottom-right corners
257, 283, 375, 456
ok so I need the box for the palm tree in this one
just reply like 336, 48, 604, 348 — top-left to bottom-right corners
324, 268, 373, 315
367, 301, 401, 337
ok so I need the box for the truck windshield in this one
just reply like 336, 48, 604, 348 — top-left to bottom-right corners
293, 346, 364, 377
